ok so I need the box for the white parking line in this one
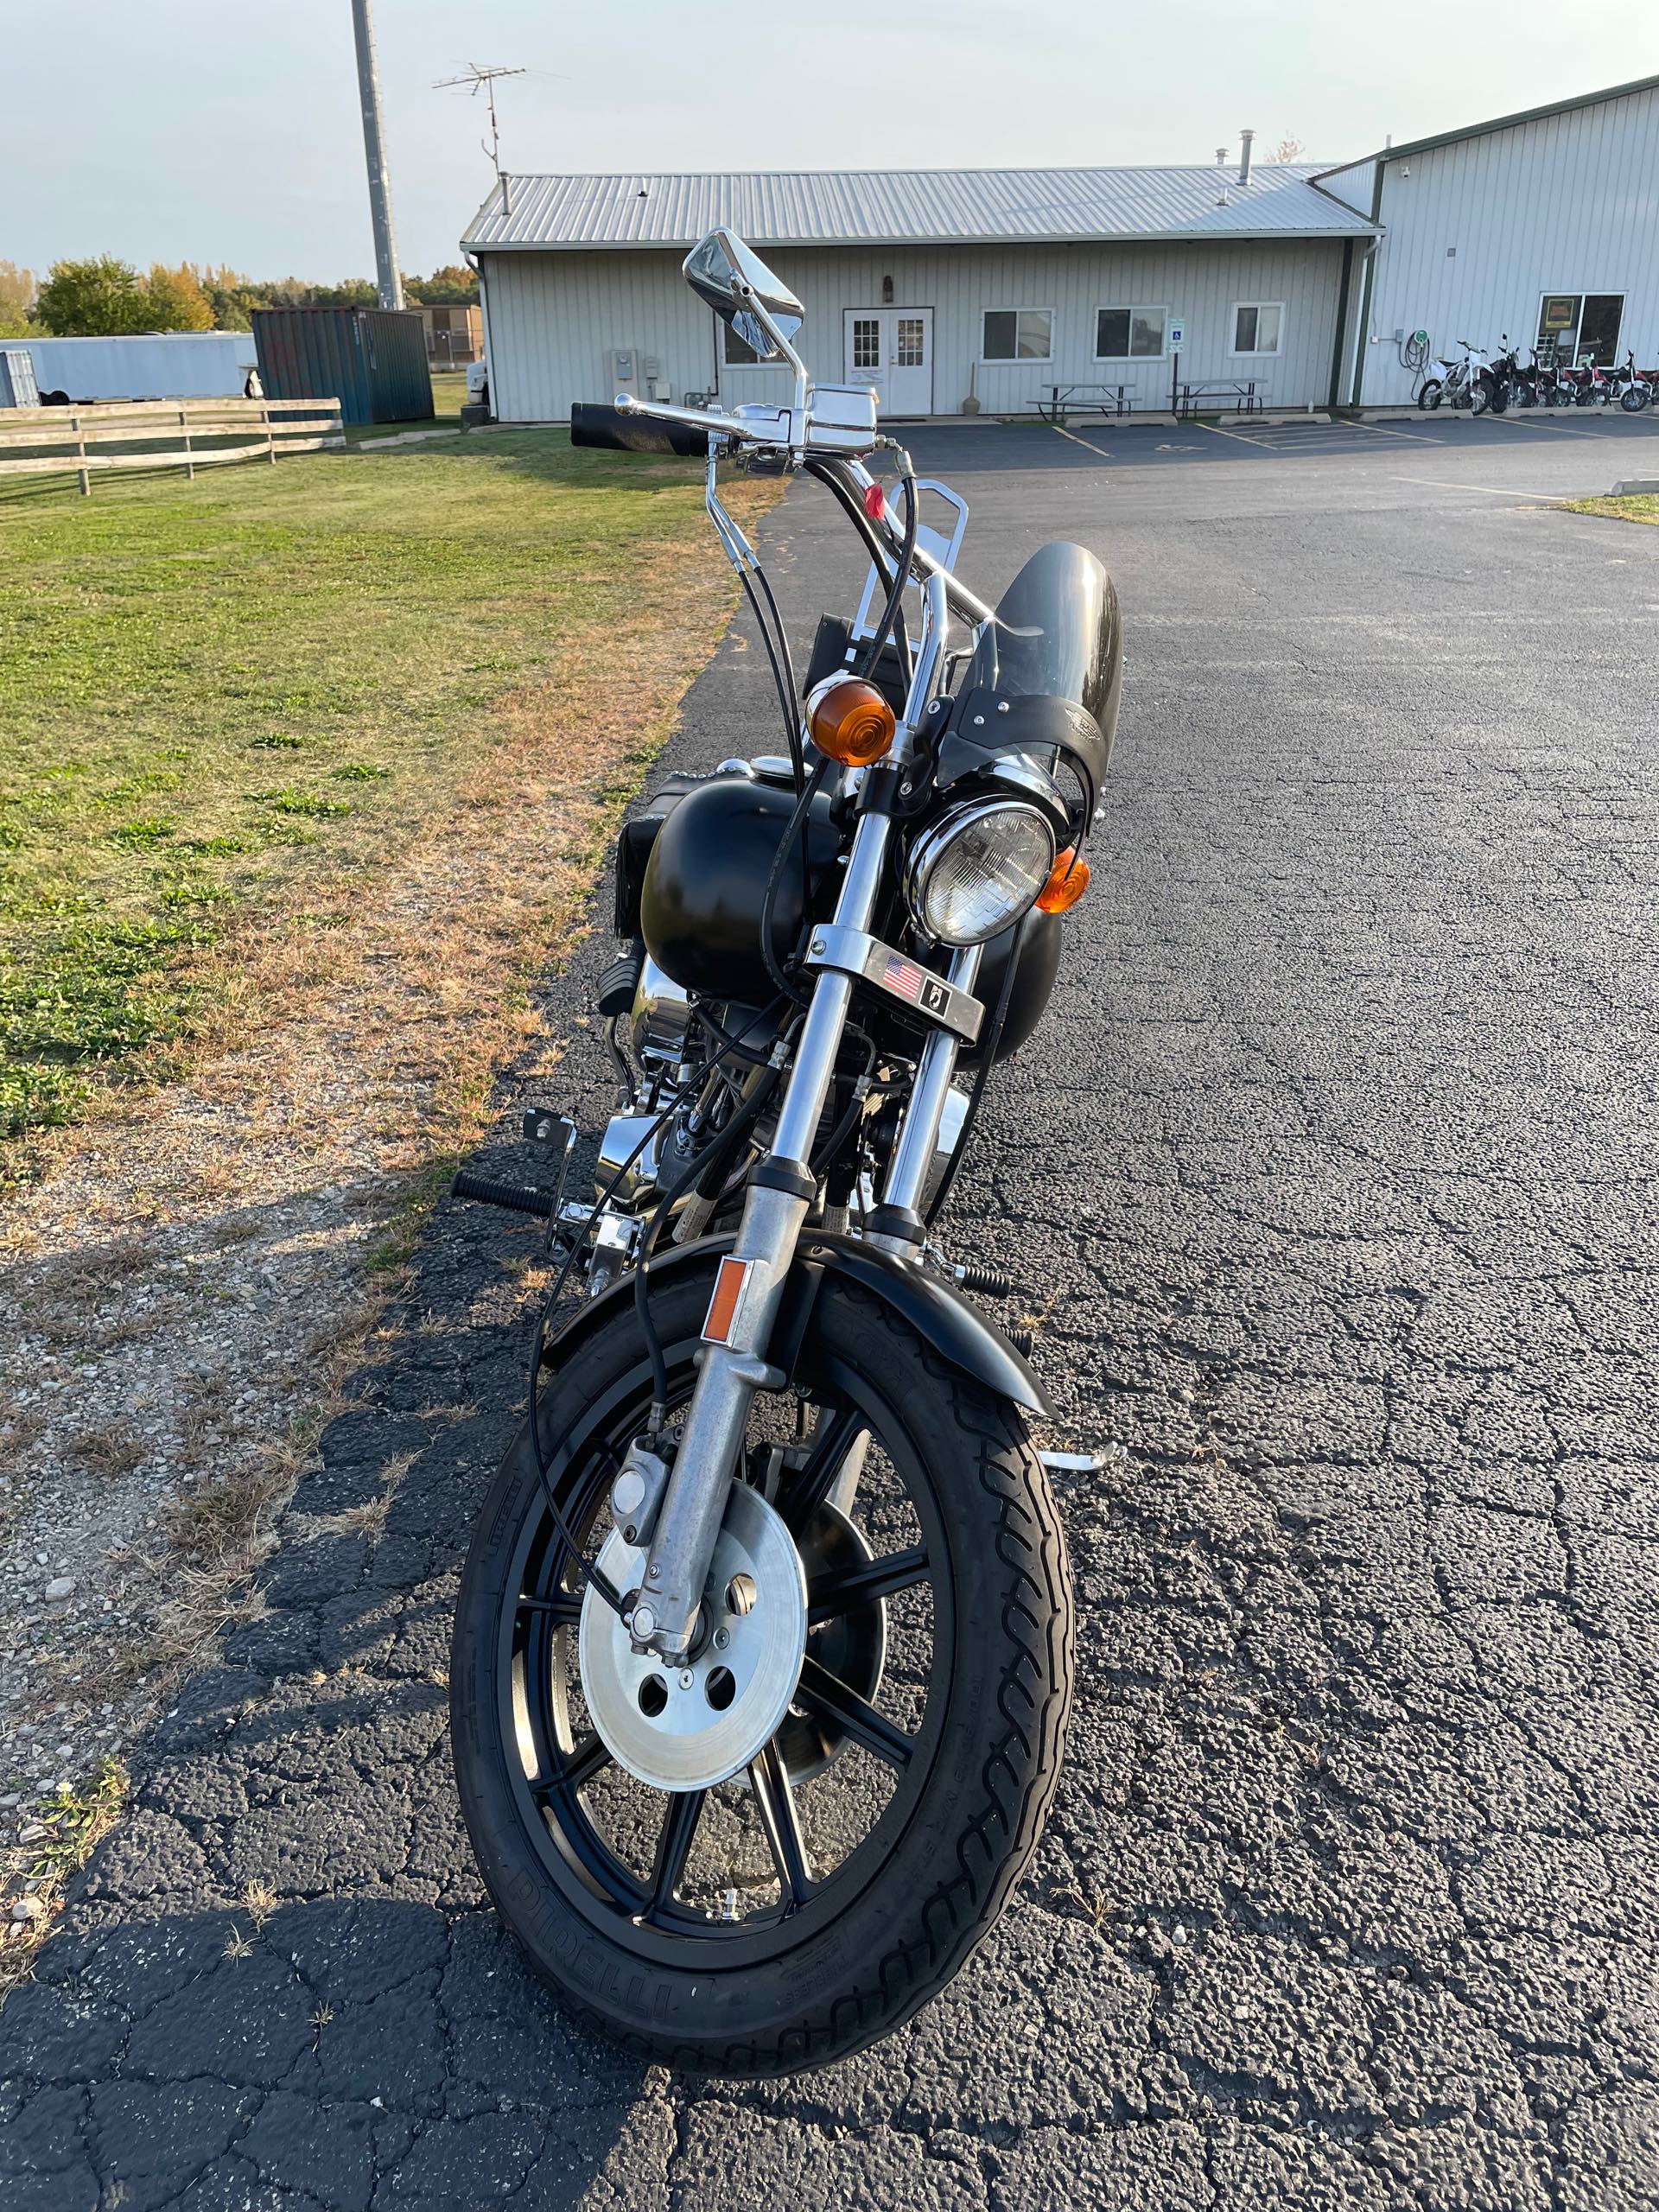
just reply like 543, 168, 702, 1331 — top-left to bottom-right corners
1193, 418, 1275, 449
1348, 418, 1440, 444
1497, 414, 1626, 441
1392, 474, 1561, 499
1047, 423, 1115, 461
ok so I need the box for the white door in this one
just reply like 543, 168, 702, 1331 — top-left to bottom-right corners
844, 308, 933, 417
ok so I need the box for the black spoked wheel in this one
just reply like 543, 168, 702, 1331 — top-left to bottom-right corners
449, 1260, 1072, 2075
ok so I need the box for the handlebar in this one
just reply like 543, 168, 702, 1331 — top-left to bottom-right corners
569, 402, 710, 458
571, 390, 998, 631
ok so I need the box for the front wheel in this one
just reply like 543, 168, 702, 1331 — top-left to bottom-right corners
449, 1262, 1074, 2075
1621, 385, 1649, 414
1417, 380, 1443, 411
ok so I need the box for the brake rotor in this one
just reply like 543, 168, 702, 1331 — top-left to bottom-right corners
580, 1481, 807, 1791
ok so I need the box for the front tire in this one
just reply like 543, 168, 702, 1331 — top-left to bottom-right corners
449, 1262, 1074, 2075
1417, 380, 1443, 411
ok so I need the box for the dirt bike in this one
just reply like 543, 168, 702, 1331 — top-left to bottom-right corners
448, 227, 1119, 2073
1418, 337, 1503, 414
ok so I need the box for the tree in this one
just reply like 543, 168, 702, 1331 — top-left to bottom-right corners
144, 264, 215, 332
35, 257, 155, 335
0, 261, 35, 338
1274, 134, 1306, 164
305, 278, 377, 308
405, 263, 478, 305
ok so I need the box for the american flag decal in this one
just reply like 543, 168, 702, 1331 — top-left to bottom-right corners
882, 954, 950, 1017
882, 952, 926, 1003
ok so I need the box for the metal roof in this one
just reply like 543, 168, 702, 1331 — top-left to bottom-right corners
461, 164, 1376, 252
1314, 70, 1659, 175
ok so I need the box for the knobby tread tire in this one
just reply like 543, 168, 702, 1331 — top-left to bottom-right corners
449, 1271, 1074, 2076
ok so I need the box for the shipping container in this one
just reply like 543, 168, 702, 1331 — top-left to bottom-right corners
251, 308, 434, 425
0, 332, 258, 403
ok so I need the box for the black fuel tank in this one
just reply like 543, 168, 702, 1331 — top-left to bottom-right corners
639, 774, 839, 1003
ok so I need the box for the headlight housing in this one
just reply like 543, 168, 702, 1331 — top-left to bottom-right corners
905, 798, 1056, 947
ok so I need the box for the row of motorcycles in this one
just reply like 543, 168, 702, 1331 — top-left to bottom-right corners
1420, 334, 1655, 414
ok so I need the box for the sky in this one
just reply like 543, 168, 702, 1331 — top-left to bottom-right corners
3, 0, 1654, 282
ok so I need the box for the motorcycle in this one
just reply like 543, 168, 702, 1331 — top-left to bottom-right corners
1491, 337, 1538, 410
447, 227, 1119, 2073
1417, 336, 1504, 414
1613, 349, 1654, 413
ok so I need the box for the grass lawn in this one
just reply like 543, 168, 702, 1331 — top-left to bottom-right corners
1565, 493, 1659, 524
0, 431, 744, 1144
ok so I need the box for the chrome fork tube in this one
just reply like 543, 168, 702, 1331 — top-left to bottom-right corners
634, 810, 895, 1661
870, 943, 983, 1250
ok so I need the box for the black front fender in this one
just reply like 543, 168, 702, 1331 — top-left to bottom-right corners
543, 1231, 1051, 1418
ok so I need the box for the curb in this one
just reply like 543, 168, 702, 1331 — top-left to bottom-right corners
1611, 478, 1659, 495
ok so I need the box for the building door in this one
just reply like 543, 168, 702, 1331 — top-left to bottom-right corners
844, 308, 933, 416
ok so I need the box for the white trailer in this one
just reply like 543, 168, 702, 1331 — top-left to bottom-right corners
0, 332, 259, 404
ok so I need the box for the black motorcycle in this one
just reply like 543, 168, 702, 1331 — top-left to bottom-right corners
448, 227, 1119, 2073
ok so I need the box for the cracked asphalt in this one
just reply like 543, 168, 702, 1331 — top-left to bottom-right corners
4, 412, 1659, 2209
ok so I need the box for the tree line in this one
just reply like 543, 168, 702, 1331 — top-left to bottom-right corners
0, 258, 479, 339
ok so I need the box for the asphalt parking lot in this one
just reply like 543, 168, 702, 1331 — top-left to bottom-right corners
3, 416, 1659, 2210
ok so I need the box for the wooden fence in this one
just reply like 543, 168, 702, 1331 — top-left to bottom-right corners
0, 397, 345, 495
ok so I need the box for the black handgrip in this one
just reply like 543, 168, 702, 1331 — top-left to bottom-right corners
452, 1171, 556, 1219
569, 402, 708, 458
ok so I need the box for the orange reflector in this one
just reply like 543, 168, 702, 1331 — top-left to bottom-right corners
1036, 846, 1090, 914
805, 675, 896, 766
702, 1257, 753, 1345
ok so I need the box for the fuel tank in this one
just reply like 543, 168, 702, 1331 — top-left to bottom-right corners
639, 774, 840, 1004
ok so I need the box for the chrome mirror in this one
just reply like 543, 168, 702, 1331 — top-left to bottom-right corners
683, 228, 804, 362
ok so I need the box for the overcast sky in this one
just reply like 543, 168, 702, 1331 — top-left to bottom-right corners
4, 0, 1653, 280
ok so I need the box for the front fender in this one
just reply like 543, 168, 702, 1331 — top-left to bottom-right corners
543, 1231, 1051, 1418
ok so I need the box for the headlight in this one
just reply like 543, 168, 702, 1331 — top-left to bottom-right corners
905, 799, 1056, 947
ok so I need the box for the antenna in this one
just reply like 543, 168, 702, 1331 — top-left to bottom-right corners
435, 63, 527, 217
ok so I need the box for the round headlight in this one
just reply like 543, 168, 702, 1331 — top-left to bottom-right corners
906, 799, 1056, 947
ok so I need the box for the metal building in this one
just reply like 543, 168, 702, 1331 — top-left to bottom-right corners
462, 74, 1659, 424
461, 162, 1376, 422
1319, 73, 1659, 405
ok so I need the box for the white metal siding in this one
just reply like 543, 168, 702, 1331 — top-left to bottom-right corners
1357, 82, 1659, 404
482, 238, 1349, 423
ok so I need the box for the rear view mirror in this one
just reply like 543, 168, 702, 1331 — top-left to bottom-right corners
683, 229, 804, 362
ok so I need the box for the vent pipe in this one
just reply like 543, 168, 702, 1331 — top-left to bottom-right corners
1216, 145, 1229, 168
1238, 129, 1255, 187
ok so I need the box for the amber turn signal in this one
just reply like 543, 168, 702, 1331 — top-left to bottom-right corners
806, 675, 896, 766
1035, 846, 1090, 914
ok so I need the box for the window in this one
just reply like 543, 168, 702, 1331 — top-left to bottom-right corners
1537, 290, 1624, 366
723, 321, 764, 366
895, 315, 925, 367
850, 316, 880, 372
1095, 306, 1166, 359
982, 308, 1052, 362
1231, 302, 1283, 356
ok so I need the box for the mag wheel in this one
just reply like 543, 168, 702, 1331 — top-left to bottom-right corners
449, 1262, 1073, 2076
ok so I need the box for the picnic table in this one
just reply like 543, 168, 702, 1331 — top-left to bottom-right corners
1034, 382, 1132, 424
1173, 378, 1264, 417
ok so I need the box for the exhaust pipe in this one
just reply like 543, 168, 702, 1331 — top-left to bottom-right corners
1238, 128, 1255, 187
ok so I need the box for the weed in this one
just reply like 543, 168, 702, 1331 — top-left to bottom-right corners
0, 1760, 128, 1991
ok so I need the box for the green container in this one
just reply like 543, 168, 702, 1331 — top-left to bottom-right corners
251, 308, 434, 425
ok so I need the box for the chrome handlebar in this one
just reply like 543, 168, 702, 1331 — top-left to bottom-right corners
609, 394, 996, 630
